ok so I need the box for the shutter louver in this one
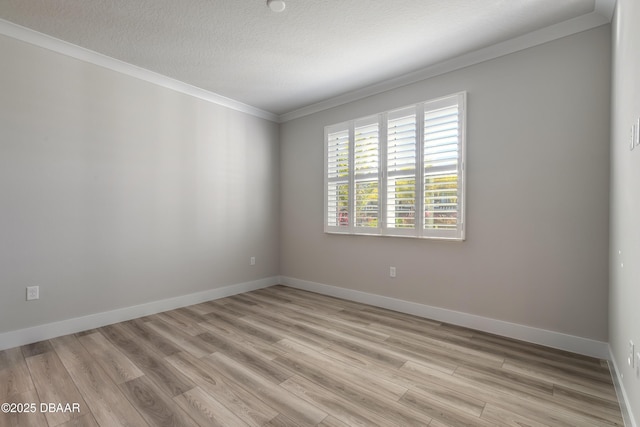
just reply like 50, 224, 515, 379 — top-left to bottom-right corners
424, 104, 460, 231
327, 127, 349, 228
387, 108, 417, 230
354, 118, 379, 229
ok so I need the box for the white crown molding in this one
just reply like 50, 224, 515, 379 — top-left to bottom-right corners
609, 346, 638, 427
279, 0, 614, 122
0, 18, 279, 123
281, 276, 610, 359
0, 0, 615, 124
0, 276, 279, 351
595, 0, 617, 21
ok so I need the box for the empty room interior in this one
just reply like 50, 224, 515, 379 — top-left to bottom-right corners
0, 0, 639, 426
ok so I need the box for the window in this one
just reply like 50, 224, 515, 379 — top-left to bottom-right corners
324, 92, 466, 240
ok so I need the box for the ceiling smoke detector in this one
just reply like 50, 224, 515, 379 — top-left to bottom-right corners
267, 0, 286, 12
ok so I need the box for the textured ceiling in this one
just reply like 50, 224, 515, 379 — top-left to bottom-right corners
0, 0, 603, 116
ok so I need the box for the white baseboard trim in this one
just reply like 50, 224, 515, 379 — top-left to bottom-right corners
609, 346, 638, 427
0, 276, 279, 351
280, 276, 610, 360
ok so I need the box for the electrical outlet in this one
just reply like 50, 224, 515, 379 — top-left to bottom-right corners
26, 286, 39, 301
250, 256, 256, 266
389, 266, 396, 278
629, 340, 635, 368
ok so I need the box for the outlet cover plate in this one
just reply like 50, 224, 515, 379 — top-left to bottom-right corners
26, 286, 39, 301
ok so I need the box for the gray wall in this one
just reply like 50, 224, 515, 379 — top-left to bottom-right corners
0, 34, 280, 333
280, 26, 611, 341
610, 0, 640, 421
0, 19, 614, 355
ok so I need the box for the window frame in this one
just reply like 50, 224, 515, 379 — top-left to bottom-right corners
324, 92, 466, 241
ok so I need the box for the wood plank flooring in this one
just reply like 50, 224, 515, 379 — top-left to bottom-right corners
0, 285, 624, 426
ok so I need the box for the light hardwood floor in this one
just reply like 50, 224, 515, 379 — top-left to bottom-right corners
0, 285, 624, 426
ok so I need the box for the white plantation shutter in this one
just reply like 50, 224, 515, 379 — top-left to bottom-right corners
354, 116, 380, 231
324, 92, 465, 240
423, 94, 464, 239
386, 107, 417, 233
325, 124, 350, 230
